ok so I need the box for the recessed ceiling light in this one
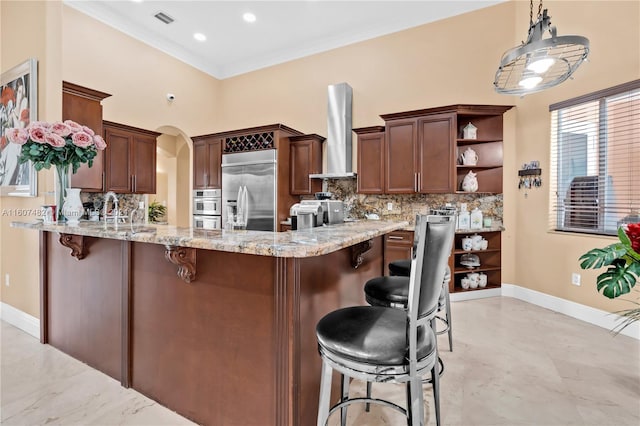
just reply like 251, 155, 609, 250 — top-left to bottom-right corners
193, 33, 207, 42
243, 12, 256, 23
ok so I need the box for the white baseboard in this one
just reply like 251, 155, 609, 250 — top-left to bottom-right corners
450, 287, 501, 302
501, 283, 640, 341
0, 302, 40, 339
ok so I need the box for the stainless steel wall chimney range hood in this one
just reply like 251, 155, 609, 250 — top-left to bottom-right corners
309, 83, 356, 179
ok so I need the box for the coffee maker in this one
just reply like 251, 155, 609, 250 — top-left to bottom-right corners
300, 200, 344, 225
289, 203, 322, 230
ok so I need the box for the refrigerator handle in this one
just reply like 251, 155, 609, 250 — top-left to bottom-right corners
242, 185, 249, 226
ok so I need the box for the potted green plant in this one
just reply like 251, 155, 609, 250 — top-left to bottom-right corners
148, 200, 167, 223
580, 223, 640, 332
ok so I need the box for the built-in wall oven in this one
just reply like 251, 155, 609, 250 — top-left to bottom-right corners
193, 189, 222, 230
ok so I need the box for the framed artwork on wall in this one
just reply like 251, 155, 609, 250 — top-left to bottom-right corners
0, 58, 38, 197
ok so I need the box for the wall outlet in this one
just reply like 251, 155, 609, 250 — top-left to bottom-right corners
5, 273, 9, 287
387, 202, 393, 211
571, 273, 581, 286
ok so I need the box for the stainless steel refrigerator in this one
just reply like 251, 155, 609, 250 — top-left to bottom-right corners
221, 149, 277, 231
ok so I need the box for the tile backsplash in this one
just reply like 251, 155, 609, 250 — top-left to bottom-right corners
326, 179, 502, 226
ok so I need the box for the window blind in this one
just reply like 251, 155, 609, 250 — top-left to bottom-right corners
549, 80, 640, 235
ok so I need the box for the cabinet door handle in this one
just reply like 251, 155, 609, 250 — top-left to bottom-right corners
417, 172, 421, 192
414, 173, 418, 192
205, 173, 208, 186
102, 172, 106, 191
388, 236, 405, 240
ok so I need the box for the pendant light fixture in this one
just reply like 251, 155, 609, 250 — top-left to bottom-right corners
494, 0, 589, 95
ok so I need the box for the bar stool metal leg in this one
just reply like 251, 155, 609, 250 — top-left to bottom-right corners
444, 284, 453, 351
341, 374, 349, 426
317, 360, 332, 426
406, 376, 425, 426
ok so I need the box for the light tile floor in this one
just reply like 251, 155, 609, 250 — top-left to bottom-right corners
2, 297, 639, 425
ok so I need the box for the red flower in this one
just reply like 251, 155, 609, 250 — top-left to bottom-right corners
1, 86, 15, 106
625, 223, 640, 254
20, 108, 30, 126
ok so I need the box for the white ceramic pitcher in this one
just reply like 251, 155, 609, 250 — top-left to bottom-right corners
62, 188, 84, 225
460, 147, 479, 165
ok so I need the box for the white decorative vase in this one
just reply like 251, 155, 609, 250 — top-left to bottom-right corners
461, 171, 479, 192
62, 188, 84, 225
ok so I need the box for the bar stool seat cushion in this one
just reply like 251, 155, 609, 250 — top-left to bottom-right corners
364, 276, 411, 308
316, 306, 435, 366
388, 258, 412, 276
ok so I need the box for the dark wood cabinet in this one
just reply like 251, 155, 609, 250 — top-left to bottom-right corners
383, 228, 504, 295
383, 230, 414, 275
354, 126, 385, 194
382, 113, 455, 194
289, 134, 324, 195
378, 105, 512, 195
385, 120, 417, 193
192, 137, 222, 189
103, 121, 159, 194
62, 81, 111, 192
417, 113, 455, 193
192, 124, 305, 228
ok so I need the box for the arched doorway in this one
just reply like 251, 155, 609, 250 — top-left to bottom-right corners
153, 126, 192, 227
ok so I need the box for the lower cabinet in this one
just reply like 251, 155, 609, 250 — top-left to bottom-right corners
383, 230, 414, 275
383, 229, 502, 293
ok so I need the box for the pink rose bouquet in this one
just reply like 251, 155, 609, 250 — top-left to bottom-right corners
6, 120, 105, 172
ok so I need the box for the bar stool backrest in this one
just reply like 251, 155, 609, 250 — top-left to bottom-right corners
408, 215, 455, 323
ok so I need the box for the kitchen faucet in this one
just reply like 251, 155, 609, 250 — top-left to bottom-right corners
103, 191, 119, 223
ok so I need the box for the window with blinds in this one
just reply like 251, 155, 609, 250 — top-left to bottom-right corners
549, 80, 640, 235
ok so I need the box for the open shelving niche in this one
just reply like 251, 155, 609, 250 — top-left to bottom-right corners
450, 230, 502, 292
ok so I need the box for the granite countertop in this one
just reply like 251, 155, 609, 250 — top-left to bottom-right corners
11, 220, 408, 258
399, 223, 505, 233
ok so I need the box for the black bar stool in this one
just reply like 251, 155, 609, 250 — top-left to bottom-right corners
315, 216, 454, 426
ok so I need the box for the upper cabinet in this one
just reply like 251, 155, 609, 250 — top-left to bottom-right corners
192, 136, 222, 189
354, 126, 385, 194
192, 124, 305, 228
417, 113, 456, 193
103, 121, 159, 194
289, 134, 324, 195
358, 105, 512, 195
62, 81, 111, 192
380, 111, 456, 194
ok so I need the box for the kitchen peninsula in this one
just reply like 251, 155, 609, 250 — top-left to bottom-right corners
12, 219, 407, 426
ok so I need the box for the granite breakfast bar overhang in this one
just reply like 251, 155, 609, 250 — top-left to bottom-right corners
13, 220, 407, 426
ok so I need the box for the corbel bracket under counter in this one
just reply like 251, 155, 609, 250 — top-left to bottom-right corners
351, 239, 373, 269
164, 245, 196, 283
59, 233, 87, 260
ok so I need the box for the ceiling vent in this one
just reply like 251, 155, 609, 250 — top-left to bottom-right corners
154, 12, 175, 24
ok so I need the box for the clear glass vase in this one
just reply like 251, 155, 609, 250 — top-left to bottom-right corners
55, 164, 70, 223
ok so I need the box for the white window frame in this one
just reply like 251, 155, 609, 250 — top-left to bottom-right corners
549, 80, 640, 236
